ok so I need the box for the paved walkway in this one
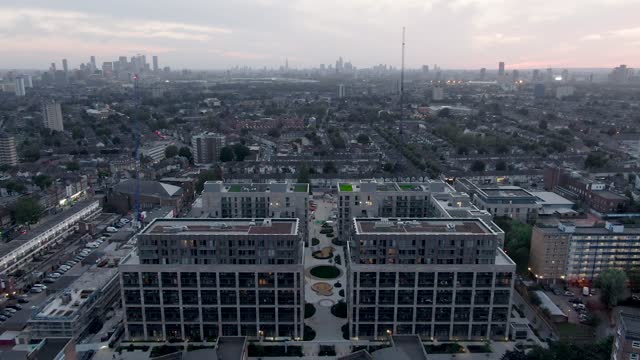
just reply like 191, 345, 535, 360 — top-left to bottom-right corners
304, 195, 346, 340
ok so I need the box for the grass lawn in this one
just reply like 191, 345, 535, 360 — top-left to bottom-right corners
399, 184, 417, 190
310, 265, 340, 279
294, 184, 308, 192
228, 184, 243, 192
339, 184, 353, 192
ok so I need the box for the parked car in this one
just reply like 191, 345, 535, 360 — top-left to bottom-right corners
0, 315, 7, 321
43, 278, 56, 284
9, 304, 23, 310
564, 291, 574, 296
30, 287, 43, 293
4, 308, 17, 314
33, 284, 46, 289
17, 298, 29, 304
1, 311, 12, 318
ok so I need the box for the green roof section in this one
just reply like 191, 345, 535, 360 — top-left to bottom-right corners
228, 184, 244, 192
294, 184, 309, 192
339, 184, 353, 192
399, 183, 420, 191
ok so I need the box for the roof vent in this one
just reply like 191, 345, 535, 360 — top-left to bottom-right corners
446, 223, 456, 232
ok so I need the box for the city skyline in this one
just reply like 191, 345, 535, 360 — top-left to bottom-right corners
1, 1, 640, 70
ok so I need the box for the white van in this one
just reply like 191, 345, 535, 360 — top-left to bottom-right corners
106, 227, 118, 233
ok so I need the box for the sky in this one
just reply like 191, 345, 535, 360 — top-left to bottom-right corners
1, 0, 640, 70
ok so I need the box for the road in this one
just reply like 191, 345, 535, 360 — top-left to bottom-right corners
511, 291, 555, 341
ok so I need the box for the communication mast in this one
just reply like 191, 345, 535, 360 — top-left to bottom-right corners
399, 27, 405, 138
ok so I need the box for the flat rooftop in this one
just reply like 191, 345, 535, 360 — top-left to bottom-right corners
33, 267, 118, 320
204, 182, 308, 193
354, 218, 494, 235
620, 312, 640, 339
338, 181, 432, 192
15, 199, 99, 241
142, 218, 299, 236
479, 186, 536, 199
592, 190, 628, 200
531, 191, 574, 206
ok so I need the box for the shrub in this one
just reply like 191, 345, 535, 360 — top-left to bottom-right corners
318, 345, 336, 356
342, 323, 349, 340
334, 281, 342, 288
150, 345, 182, 358
303, 325, 316, 341
339, 289, 345, 297
312, 238, 320, 246
331, 238, 344, 246
305, 303, 316, 318
326, 233, 334, 238
334, 254, 342, 265
331, 301, 347, 318
310, 265, 340, 279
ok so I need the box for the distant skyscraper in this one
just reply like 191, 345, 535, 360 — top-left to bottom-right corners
532, 69, 540, 82
90, 56, 96, 72
152, 56, 158, 72
512, 69, 520, 82
0, 134, 18, 166
422, 65, 429, 73
14, 77, 26, 97
561, 69, 569, 82
62, 59, 68, 73
480, 68, 486, 80
23, 75, 33, 88
102, 62, 114, 78
337, 84, 346, 98
498, 62, 505, 76
285, 57, 289, 71
546, 68, 553, 82
42, 100, 64, 131
50, 62, 56, 73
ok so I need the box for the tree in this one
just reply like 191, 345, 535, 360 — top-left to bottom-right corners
538, 119, 548, 130
297, 164, 310, 184
178, 147, 193, 163
164, 145, 178, 158
220, 146, 234, 162
356, 134, 370, 145
22, 145, 40, 162
196, 168, 223, 193
596, 269, 628, 308
71, 127, 84, 140
470, 160, 486, 172
267, 128, 281, 138
323, 161, 338, 174
495, 161, 507, 171
5, 181, 26, 194
232, 144, 251, 161
33, 174, 52, 189
585, 152, 608, 169
14, 197, 44, 225
66, 161, 80, 171
437, 107, 451, 118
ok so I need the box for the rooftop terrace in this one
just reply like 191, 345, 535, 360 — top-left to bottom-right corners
479, 186, 536, 199
337, 181, 432, 193
142, 218, 299, 236
354, 218, 494, 235
204, 182, 308, 193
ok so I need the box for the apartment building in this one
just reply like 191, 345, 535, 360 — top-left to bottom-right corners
191, 132, 225, 165
119, 218, 305, 341
529, 221, 640, 283
455, 179, 539, 222
0, 199, 101, 276
42, 100, 64, 131
612, 312, 640, 360
0, 134, 18, 166
197, 181, 309, 240
336, 180, 448, 240
346, 218, 515, 341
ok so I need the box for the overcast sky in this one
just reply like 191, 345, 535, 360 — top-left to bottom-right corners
1, 0, 639, 70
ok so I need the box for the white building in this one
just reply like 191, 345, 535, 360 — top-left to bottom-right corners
0, 134, 18, 166
42, 100, 64, 131
14, 77, 26, 97
338, 84, 346, 98
140, 141, 172, 163
555, 85, 575, 99
432, 86, 444, 101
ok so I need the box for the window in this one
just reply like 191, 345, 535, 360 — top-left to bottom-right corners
631, 354, 639, 360
633, 341, 640, 349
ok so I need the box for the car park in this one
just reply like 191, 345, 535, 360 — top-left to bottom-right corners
9, 304, 23, 310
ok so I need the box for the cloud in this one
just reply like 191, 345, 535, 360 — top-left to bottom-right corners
0, 7, 230, 42
221, 51, 272, 60
581, 34, 603, 41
